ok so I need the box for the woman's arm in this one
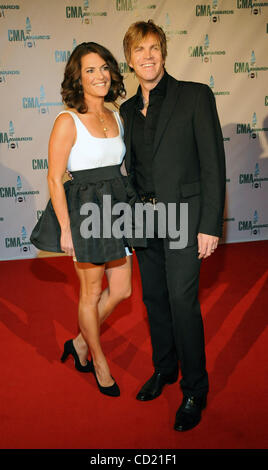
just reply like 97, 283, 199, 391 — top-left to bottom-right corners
47, 113, 76, 256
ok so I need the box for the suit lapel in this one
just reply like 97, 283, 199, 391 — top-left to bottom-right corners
153, 75, 181, 157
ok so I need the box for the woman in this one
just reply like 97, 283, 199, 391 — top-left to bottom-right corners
31, 42, 140, 397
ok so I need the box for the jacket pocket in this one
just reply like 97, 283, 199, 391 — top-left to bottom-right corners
180, 181, 201, 198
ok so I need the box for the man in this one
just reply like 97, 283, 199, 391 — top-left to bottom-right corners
120, 20, 226, 432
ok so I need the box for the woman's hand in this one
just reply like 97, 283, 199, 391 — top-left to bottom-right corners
60, 227, 75, 257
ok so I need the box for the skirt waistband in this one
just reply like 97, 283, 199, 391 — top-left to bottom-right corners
70, 165, 122, 184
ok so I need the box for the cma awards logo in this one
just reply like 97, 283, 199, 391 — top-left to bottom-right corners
22, 85, 62, 114
209, 75, 230, 96
15, 175, 40, 203
0, 176, 39, 202
195, 0, 235, 22
8, 17, 50, 47
237, 0, 265, 15
164, 13, 187, 36
236, 112, 268, 139
5, 226, 32, 253
0, 176, 25, 202
65, 0, 107, 24
188, 34, 226, 62
55, 39, 77, 63
234, 50, 268, 78
238, 210, 267, 236
239, 163, 268, 189
115, 0, 155, 12
0, 121, 33, 149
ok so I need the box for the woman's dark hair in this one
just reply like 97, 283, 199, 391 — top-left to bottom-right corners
61, 42, 126, 113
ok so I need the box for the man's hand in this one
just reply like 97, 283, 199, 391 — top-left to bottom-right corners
197, 233, 219, 259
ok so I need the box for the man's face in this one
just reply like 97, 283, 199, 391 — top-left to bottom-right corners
128, 34, 165, 85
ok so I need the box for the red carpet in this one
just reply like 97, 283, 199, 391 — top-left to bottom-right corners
0, 241, 267, 450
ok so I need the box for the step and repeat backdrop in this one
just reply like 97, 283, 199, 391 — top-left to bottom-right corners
0, 0, 268, 260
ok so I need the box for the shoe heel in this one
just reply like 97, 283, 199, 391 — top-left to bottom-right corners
60, 350, 69, 363
60, 339, 92, 373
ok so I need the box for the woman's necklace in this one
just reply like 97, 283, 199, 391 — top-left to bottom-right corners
91, 111, 109, 137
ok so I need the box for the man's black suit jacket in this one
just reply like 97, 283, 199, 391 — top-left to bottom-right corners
120, 73, 226, 245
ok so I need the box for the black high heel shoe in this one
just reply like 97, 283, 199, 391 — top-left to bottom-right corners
90, 361, 120, 397
61, 339, 92, 373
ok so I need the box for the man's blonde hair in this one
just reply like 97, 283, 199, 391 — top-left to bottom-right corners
123, 20, 167, 69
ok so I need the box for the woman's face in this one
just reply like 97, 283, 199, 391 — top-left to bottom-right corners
80, 52, 111, 99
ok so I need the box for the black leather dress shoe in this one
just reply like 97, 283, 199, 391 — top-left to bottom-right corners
136, 370, 178, 401
174, 394, 207, 432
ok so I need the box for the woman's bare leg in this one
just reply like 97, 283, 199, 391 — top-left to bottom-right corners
73, 256, 132, 386
73, 256, 132, 376
74, 261, 113, 386
99, 255, 132, 322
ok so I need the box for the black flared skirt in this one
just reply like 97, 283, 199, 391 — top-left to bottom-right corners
30, 164, 146, 263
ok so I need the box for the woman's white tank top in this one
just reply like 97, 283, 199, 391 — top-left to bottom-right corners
56, 110, 126, 171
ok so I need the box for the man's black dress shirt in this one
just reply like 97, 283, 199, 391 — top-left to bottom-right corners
131, 71, 168, 197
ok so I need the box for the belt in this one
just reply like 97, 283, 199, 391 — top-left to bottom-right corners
140, 194, 158, 205
70, 165, 122, 184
